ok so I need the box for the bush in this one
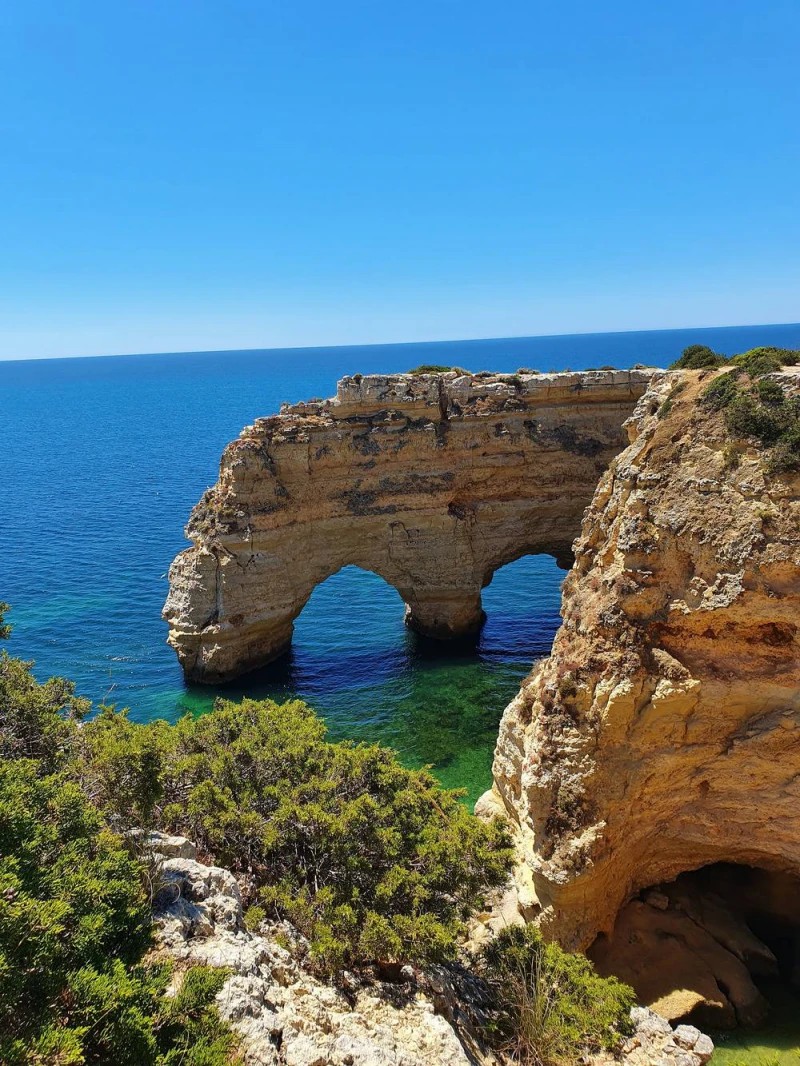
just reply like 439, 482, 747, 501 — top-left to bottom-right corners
0, 758, 237, 1065
0, 614, 238, 1065
407, 364, 458, 374
478, 926, 635, 1066
699, 359, 800, 474
769, 421, 800, 473
669, 344, 726, 370
81, 698, 513, 975
730, 346, 800, 374
0, 649, 87, 774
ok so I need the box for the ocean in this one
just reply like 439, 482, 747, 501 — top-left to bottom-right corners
3, 321, 800, 804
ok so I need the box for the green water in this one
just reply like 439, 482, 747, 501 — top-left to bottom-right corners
710, 984, 800, 1065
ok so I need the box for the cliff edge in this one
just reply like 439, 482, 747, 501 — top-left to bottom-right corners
482, 365, 800, 1018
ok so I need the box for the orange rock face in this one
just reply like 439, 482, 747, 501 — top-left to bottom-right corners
486, 368, 800, 952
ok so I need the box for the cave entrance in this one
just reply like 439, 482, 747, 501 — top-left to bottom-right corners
588, 864, 800, 1032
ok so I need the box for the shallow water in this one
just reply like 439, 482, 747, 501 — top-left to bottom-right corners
710, 981, 800, 1064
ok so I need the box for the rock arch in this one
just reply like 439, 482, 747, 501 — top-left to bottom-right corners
164, 368, 655, 683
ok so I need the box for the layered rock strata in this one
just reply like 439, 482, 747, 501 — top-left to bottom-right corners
484, 368, 800, 1010
164, 368, 654, 682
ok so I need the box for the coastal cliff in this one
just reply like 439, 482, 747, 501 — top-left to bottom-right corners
164, 368, 654, 682
482, 365, 800, 1023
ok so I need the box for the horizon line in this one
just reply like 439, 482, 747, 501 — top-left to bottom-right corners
2, 318, 799, 366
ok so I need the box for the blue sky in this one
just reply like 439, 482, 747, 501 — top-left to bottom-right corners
1, 0, 798, 359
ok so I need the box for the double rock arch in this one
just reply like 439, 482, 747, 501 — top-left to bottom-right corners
164, 368, 655, 682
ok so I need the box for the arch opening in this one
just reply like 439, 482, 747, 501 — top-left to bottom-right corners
589, 863, 800, 1034
291, 564, 408, 680
181, 555, 567, 806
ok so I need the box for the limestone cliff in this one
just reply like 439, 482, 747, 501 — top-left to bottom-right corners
164, 368, 654, 682
483, 366, 800, 1018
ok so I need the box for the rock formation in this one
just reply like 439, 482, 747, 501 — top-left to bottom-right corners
147, 832, 713, 1066
164, 368, 655, 682
149, 832, 491, 1066
483, 366, 800, 1021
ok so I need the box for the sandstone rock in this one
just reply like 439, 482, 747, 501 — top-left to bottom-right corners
485, 367, 800, 1019
144, 831, 197, 859
588, 897, 769, 1028
163, 369, 655, 682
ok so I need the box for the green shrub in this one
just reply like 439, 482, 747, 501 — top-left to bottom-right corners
769, 421, 800, 473
0, 757, 238, 1065
757, 376, 787, 406
656, 397, 673, 420
0, 618, 238, 1065
407, 364, 457, 374
699, 360, 800, 474
0, 649, 87, 774
82, 698, 513, 975
725, 393, 789, 446
702, 370, 741, 411
156, 966, 236, 1066
478, 926, 635, 1066
730, 346, 800, 373
669, 344, 726, 370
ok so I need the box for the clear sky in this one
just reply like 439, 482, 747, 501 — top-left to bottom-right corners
1, 0, 799, 360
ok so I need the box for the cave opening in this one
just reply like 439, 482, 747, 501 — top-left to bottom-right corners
588, 863, 800, 1033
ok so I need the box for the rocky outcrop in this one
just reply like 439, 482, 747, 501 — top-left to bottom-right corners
484, 367, 800, 1016
147, 833, 713, 1066
595, 1010, 714, 1066
164, 369, 655, 682
149, 833, 493, 1066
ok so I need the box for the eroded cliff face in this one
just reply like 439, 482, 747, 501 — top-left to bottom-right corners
164, 369, 654, 682
485, 368, 800, 972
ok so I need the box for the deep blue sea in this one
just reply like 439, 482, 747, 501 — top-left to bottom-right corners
3, 322, 800, 803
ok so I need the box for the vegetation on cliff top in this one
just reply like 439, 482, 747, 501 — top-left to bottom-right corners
665, 346, 800, 473
669, 343, 800, 373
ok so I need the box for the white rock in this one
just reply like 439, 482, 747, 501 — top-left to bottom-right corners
673, 1024, 703, 1049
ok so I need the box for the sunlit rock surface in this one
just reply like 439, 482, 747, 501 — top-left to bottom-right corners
148, 832, 712, 1066
164, 368, 654, 682
485, 368, 800, 1013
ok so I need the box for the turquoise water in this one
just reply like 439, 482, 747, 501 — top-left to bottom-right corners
3, 323, 800, 804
